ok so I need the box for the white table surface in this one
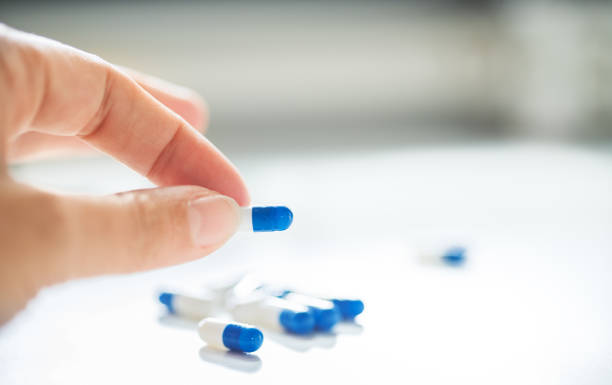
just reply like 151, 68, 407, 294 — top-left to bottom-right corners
1, 142, 611, 385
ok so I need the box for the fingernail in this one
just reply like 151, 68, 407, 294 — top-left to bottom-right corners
188, 196, 240, 247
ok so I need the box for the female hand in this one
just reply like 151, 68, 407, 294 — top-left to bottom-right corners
0, 25, 250, 323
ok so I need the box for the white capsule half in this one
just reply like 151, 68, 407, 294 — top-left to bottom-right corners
238, 208, 253, 232
158, 292, 216, 320
283, 293, 335, 310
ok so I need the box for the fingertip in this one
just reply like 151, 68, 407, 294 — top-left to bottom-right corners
187, 92, 209, 133
188, 194, 241, 248
233, 176, 251, 207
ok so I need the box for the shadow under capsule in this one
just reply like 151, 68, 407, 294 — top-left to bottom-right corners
264, 329, 337, 352
334, 321, 364, 335
158, 314, 198, 330
198, 346, 262, 373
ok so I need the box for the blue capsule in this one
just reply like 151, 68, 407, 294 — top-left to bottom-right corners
158, 292, 175, 314
279, 309, 316, 335
222, 324, 264, 353
441, 246, 466, 266
199, 318, 263, 353
252, 206, 293, 232
331, 299, 365, 320
257, 284, 363, 326
278, 292, 341, 332
308, 306, 341, 332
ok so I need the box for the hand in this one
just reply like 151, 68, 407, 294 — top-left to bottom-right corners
0, 25, 250, 323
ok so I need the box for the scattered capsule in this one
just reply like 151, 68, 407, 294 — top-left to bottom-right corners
441, 246, 466, 266
281, 292, 341, 332
158, 291, 216, 320
418, 245, 467, 267
257, 284, 361, 326
198, 318, 263, 353
232, 297, 315, 335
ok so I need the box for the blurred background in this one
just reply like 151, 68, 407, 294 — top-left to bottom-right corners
3, 0, 612, 155
1, 1, 612, 385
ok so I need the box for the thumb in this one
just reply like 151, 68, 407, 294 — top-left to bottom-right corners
0, 184, 240, 323
58, 185, 240, 279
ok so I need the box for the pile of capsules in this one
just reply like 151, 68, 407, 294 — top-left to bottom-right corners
158, 276, 364, 354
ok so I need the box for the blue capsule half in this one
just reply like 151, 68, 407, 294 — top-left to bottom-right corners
158, 292, 175, 314
222, 324, 264, 353
441, 246, 466, 266
308, 306, 341, 332
331, 299, 364, 320
252, 206, 293, 232
279, 309, 315, 335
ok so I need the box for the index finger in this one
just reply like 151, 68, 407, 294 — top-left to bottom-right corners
1, 26, 249, 205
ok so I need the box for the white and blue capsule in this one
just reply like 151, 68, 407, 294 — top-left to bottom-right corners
158, 291, 217, 320
239, 206, 293, 232
198, 318, 263, 353
232, 297, 315, 335
441, 246, 467, 266
278, 290, 365, 320
419, 245, 467, 267
279, 292, 341, 332
257, 285, 361, 328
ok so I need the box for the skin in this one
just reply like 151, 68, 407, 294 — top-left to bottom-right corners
0, 25, 250, 324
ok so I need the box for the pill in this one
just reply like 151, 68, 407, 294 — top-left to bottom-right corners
232, 297, 315, 335
418, 245, 467, 267
256, 284, 356, 327
239, 206, 293, 232
441, 246, 466, 266
281, 292, 341, 332
158, 292, 216, 320
330, 298, 365, 320
198, 318, 263, 353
